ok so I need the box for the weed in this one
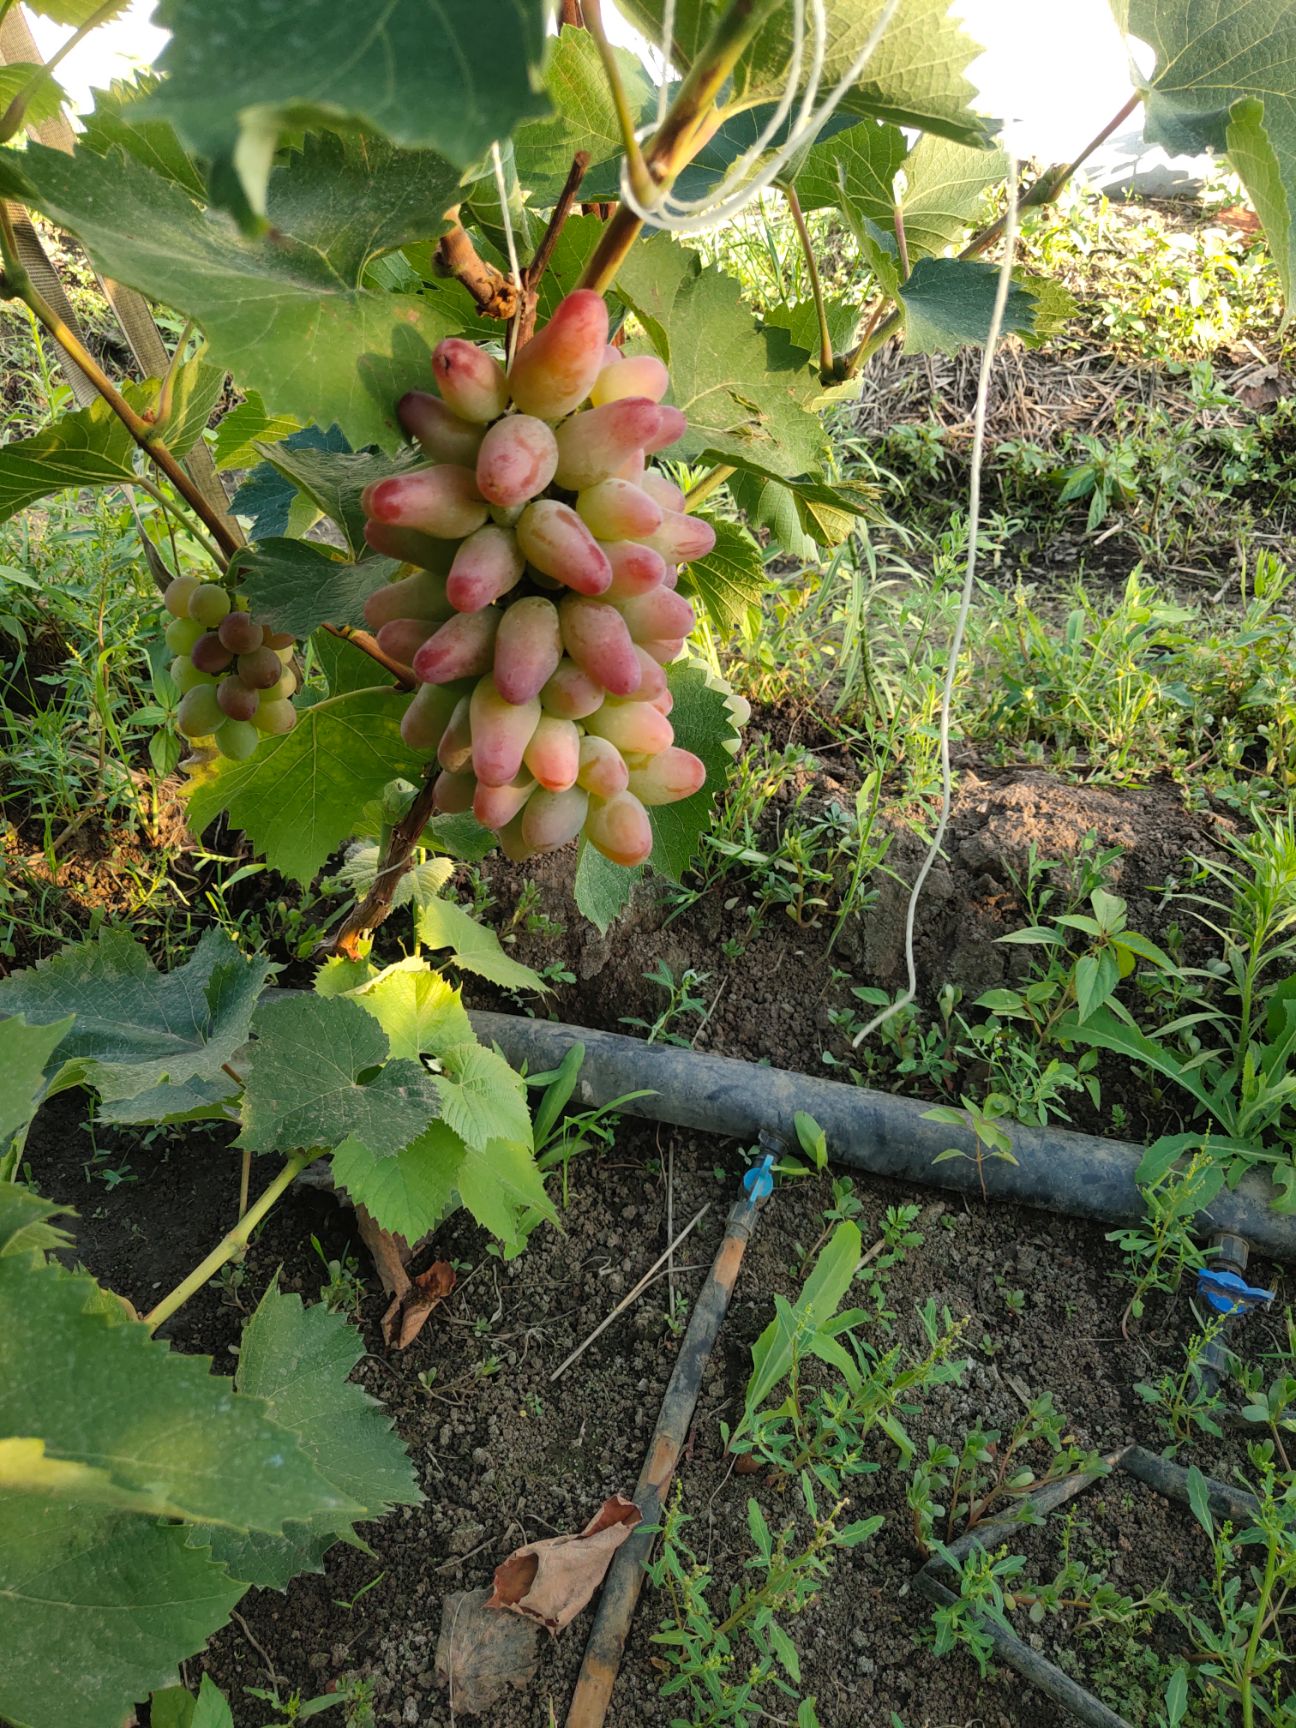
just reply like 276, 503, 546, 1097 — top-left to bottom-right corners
310, 1236, 366, 1320
621, 959, 711, 1046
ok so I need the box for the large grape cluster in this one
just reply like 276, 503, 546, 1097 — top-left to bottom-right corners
358, 290, 717, 867
162, 576, 298, 760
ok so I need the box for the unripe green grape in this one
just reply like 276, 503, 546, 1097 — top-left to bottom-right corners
164, 575, 202, 618
251, 698, 296, 735
171, 655, 214, 693
177, 682, 224, 738
215, 719, 259, 760
187, 583, 232, 626
165, 614, 204, 655
264, 669, 296, 703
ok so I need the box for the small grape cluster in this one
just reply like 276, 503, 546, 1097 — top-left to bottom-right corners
162, 576, 298, 760
359, 289, 719, 866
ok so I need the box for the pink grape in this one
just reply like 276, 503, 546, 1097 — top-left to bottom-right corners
585, 699, 674, 756
376, 618, 433, 666
552, 398, 667, 490
216, 678, 259, 722
507, 289, 609, 420
516, 500, 612, 596
400, 679, 463, 753
493, 596, 562, 705
218, 611, 264, 655
575, 479, 662, 541
191, 632, 233, 675
363, 569, 453, 629
639, 636, 685, 666
631, 646, 668, 699
398, 390, 486, 463
363, 520, 456, 572
616, 587, 696, 642
522, 785, 589, 853
616, 448, 647, 483
431, 337, 509, 423
559, 597, 641, 696
645, 509, 717, 564
577, 733, 630, 798
433, 767, 476, 812
649, 687, 674, 716
362, 466, 488, 540
412, 608, 500, 684
591, 352, 670, 406
475, 415, 559, 508
640, 471, 687, 511
436, 697, 474, 773
584, 791, 653, 866
469, 676, 542, 787
603, 540, 669, 600
627, 746, 706, 805
474, 773, 536, 831
497, 810, 533, 863
540, 659, 605, 720
446, 524, 525, 612
642, 404, 687, 454
523, 715, 580, 792
238, 645, 288, 689
263, 628, 296, 650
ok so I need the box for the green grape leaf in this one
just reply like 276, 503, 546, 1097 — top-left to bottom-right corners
0, 1184, 74, 1260
614, 234, 827, 481
93, 1072, 241, 1128
415, 898, 546, 994
78, 72, 206, 196
573, 844, 641, 933
213, 391, 302, 470
433, 1042, 532, 1153
1114, 0, 1296, 301
345, 958, 475, 1063
232, 537, 397, 637
143, 0, 551, 218
0, 928, 271, 1110
157, 355, 227, 459
896, 256, 1041, 355
0, 64, 69, 132
671, 105, 857, 204
419, 810, 500, 862
23, 0, 128, 20
0, 1015, 71, 1148
616, 0, 991, 144
331, 1120, 464, 1242
0, 142, 466, 451
201, 1281, 420, 1589
192, 1679, 234, 1728
238, 993, 441, 1157
794, 118, 908, 217
183, 687, 429, 886
761, 295, 861, 366
0, 1492, 241, 1728
0, 1253, 352, 1531
456, 1135, 556, 1252
514, 29, 655, 202
728, 469, 876, 555
233, 422, 349, 541
648, 661, 741, 881
0, 395, 136, 526
252, 438, 422, 557
681, 516, 767, 633
309, 626, 393, 700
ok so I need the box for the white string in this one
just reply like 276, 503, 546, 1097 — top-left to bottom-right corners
656, 0, 677, 125
490, 140, 523, 367
852, 160, 1020, 1049
624, 0, 900, 236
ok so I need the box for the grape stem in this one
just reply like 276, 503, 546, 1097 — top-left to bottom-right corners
576, 0, 784, 296
783, 183, 833, 377
0, 201, 242, 562
320, 622, 416, 688
144, 1152, 316, 1330
513, 150, 590, 351
435, 212, 519, 319
324, 763, 442, 960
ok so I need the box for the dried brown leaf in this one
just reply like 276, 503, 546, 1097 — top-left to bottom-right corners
435, 1587, 539, 1714
382, 1258, 456, 1350
487, 1496, 640, 1632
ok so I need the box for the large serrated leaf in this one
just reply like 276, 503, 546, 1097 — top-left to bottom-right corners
239, 993, 441, 1157
212, 391, 302, 470
345, 957, 474, 1063
200, 1281, 420, 1588
183, 687, 429, 886
0, 1015, 71, 1149
233, 537, 397, 637
682, 517, 767, 633
142, 0, 550, 218
331, 1120, 464, 1242
0, 929, 271, 1110
1113, 0, 1296, 302
0, 1185, 74, 1259
456, 1137, 556, 1252
614, 234, 827, 482
897, 256, 1041, 355
253, 439, 422, 557
415, 899, 546, 994
514, 28, 654, 202
434, 1043, 532, 1154
0, 142, 467, 450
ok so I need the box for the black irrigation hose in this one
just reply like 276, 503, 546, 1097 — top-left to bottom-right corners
469, 1015, 1296, 1259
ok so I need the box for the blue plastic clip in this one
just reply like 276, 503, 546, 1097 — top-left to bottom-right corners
743, 1152, 776, 1203
1196, 1267, 1274, 1316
